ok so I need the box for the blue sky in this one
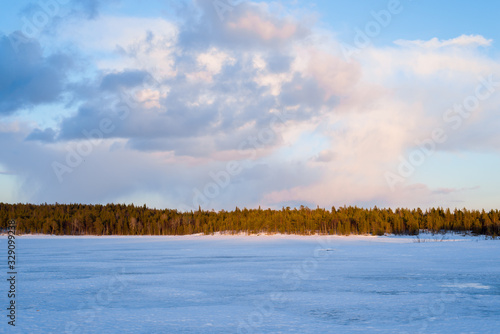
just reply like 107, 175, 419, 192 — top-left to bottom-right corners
317, 0, 500, 46
0, 0, 499, 211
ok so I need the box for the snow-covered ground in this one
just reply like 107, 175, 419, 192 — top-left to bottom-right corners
2, 234, 499, 333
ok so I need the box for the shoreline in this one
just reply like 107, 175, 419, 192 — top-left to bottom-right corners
2, 231, 497, 241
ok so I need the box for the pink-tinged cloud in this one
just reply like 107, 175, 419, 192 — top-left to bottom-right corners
228, 12, 298, 41
304, 49, 361, 100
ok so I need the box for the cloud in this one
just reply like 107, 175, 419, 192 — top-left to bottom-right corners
48, 2, 358, 160
179, 0, 310, 50
394, 34, 492, 49
265, 53, 293, 73
2, 1, 500, 211
0, 0, 362, 210
303, 49, 361, 100
100, 70, 151, 91
312, 150, 335, 163
26, 128, 57, 142
0, 33, 73, 115
432, 186, 480, 195
227, 12, 298, 41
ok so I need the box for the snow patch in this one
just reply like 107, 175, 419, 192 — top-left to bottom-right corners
442, 283, 491, 290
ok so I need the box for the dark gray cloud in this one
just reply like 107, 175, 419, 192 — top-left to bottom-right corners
26, 128, 57, 142
54, 54, 283, 149
100, 70, 151, 91
0, 33, 73, 115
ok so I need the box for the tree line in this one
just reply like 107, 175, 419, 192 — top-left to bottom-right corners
1, 203, 499, 237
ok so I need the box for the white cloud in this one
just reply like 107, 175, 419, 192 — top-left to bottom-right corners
394, 34, 492, 49
197, 48, 236, 74
187, 48, 236, 82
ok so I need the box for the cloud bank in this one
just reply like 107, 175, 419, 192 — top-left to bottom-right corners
1, 0, 499, 210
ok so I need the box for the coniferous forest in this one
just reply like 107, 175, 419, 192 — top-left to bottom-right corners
1, 203, 499, 237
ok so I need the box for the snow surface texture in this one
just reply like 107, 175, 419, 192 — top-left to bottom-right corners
2, 233, 500, 333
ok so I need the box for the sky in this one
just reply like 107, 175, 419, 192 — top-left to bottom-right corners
0, 0, 499, 211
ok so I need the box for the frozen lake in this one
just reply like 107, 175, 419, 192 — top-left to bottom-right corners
2, 234, 500, 333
